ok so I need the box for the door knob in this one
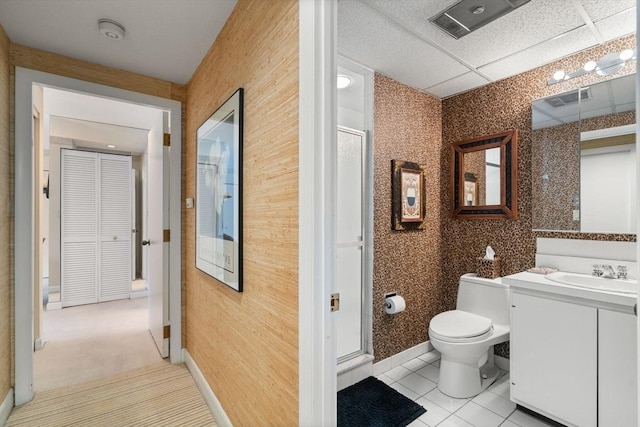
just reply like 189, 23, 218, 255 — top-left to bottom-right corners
141, 240, 150, 246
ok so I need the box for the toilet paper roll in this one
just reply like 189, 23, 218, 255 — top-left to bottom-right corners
385, 295, 406, 314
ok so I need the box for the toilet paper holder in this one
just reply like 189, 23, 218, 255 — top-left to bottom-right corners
384, 292, 406, 314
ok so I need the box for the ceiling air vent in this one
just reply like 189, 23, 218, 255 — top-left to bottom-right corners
430, 0, 531, 39
544, 88, 591, 108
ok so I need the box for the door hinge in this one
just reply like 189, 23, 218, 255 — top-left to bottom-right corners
163, 325, 170, 339
330, 293, 340, 312
163, 133, 170, 147
163, 229, 170, 242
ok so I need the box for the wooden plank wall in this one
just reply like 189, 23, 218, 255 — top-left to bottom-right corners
183, 0, 299, 425
0, 23, 13, 401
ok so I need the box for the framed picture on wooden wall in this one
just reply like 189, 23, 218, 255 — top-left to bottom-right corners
195, 88, 244, 292
391, 159, 426, 231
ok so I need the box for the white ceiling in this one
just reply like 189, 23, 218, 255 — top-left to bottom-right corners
0, 0, 237, 84
44, 87, 162, 154
0, 0, 634, 101
338, 0, 636, 99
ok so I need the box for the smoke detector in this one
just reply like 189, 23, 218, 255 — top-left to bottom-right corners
98, 19, 126, 40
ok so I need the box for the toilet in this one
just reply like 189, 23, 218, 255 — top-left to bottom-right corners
428, 273, 510, 398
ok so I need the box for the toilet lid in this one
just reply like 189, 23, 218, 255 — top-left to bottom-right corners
429, 310, 492, 339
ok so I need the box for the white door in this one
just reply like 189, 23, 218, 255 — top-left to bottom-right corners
336, 127, 364, 360
145, 121, 169, 358
99, 153, 132, 301
131, 169, 137, 281
61, 150, 99, 306
61, 150, 131, 307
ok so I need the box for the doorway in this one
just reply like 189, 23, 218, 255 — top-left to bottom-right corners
14, 67, 183, 405
335, 58, 374, 376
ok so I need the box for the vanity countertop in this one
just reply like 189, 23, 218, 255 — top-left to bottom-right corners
504, 271, 636, 313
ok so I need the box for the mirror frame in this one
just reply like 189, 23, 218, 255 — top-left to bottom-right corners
451, 129, 518, 219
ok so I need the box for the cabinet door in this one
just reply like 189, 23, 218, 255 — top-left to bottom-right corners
599, 309, 637, 427
511, 292, 597, 427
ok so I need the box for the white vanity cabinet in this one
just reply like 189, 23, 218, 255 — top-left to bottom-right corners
510, 292, 597, 427
507, 272, 637, 427
598, 309, 637, 427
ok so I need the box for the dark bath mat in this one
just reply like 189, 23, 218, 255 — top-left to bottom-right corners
338, 376, 426, 426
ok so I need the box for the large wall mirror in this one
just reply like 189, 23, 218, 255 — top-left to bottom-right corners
451, 130, 518, 219
532, 73, 636, 233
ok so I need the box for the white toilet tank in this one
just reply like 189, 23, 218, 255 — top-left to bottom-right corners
456, 273, 509, 326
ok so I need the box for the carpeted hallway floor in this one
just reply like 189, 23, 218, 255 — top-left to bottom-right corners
7, 362, 217, 426
34, 297, 162, 392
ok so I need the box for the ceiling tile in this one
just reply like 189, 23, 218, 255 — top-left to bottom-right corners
594, 7, 636, 41
478, 26, 598, 82
424, 72, 491, 99
365, 0, 587, 68
578, 0, 635, 22
338, 0, 469, 89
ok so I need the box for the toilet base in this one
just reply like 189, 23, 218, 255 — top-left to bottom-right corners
437, 347, 501, 398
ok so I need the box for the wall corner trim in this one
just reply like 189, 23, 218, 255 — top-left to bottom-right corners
183, 349, 232, 427
0, 388, 14, 425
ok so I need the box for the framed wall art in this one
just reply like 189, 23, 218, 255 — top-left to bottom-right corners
196, 88, 244, 292
391, 159, 426, 231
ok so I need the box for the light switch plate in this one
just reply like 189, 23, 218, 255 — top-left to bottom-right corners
186, 198, 194, 209
573, 209, 580, 221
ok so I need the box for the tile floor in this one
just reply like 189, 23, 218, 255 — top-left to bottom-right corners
375, 351, 556, 427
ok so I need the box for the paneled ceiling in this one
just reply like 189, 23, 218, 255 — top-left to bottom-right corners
338, 0, 636, 98
0, 0, 635, 99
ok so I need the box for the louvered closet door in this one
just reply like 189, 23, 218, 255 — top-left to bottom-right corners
61, 150, 99, 307
99, 153, 132, 302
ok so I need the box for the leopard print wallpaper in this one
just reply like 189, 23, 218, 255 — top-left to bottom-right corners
372, 34, 636, 362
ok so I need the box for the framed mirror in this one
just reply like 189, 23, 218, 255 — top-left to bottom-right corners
451, 130, 518, 219
532, 73, 636, 233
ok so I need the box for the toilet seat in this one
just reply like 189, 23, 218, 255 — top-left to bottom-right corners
429, 310, 493, 343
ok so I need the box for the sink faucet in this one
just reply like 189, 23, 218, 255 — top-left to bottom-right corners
601, 265, 617, 279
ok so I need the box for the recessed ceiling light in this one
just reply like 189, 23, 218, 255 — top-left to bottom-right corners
106, 144, 117, 148
619, 49, 634, 61
98, 19, 126, 40
472, 6, 485, 15
583, 61, 597, 72
337, 74, 352, 89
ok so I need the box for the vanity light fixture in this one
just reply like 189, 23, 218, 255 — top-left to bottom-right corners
337, 74, 352, 89
548, 49, 636, 85
98, 19, 126, 40
552, 70, 566, 81
583, 60, 597, 72
620, 49, 634, 61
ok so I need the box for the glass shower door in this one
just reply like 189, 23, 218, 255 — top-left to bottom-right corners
336, 127, 365, 361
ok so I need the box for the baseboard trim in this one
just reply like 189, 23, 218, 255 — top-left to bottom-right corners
183, 349, 232, 427
129, 290, 149, 299
495, 354, 510, 372
46, 301, 62, 311
1, 388, 14, 425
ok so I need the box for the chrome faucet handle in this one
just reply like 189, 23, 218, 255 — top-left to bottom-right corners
601, 264, 617, 279
592, 264, 603, 277
616, 265, 628, 280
